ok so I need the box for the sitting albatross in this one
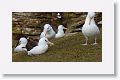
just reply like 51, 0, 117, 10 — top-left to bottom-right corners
14, 37, 27, 52
28, 37, 54, 56
40, 24, 56, 39
55, 25, 67, 38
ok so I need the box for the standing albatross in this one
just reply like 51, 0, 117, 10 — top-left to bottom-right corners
82, 12, 100, 45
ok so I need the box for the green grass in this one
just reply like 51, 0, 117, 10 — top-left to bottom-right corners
12, 32, 102, 62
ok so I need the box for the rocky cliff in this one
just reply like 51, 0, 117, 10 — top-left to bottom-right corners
12, 12, 102, 39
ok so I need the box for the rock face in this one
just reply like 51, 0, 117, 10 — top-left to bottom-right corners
12, 12, 102, 39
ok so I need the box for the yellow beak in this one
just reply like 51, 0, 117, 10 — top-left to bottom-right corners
48, 41, 54, 46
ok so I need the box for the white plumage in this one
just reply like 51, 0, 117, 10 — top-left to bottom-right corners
28, 37, 53, 55
55, 25, 67, 38
40, 24, 56, 39
82, 12, 100, 45
40, 31, 46, 38
14, 37, 27, 52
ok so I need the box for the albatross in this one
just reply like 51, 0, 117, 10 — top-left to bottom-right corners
82, 12, 100, 45
27, 37, 54, 56
40, 24, 56, 39
55, 25, 67, 38
14, 37, 27, 52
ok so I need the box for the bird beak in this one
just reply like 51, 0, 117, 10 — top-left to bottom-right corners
48, 41, 54, 46
89, 17, 92, 25
63, 27, 67, 30
89, 16, 94, 25
43, 29, 47, 37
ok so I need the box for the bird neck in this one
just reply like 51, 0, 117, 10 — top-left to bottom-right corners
50, 29, 55, 34
90, 17, 96, 25
58, 29, 64, 34
47, 28, 54, 33
20, 44, 27, 47
84, 16, 91, 25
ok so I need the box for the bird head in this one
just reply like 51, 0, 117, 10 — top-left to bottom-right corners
38, 37, 54, 46
87, 12, 95, 24
19, 37, 28, 45
43, 24, 52, 35
58, 25, 67, 30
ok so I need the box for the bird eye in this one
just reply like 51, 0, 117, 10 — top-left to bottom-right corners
45, 39, 47, 42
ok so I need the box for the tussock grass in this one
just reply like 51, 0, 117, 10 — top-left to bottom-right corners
12, 32, 102, 62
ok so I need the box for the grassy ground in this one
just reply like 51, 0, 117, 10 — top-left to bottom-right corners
12, 32, 102, 62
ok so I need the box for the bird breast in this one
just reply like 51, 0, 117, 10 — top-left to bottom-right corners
46, 30, 56, 39
55, 30, 65, 38
82, 24, 100, 37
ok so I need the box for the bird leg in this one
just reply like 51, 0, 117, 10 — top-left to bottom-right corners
92, 36, 98, 45
82, 36, 88, 45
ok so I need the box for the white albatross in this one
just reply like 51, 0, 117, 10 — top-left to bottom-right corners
27, 37, 54, 56
55, 25, 67, 38
40, 24, 56, 39
82, 12, 100, 45
14, 37, 27, 52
